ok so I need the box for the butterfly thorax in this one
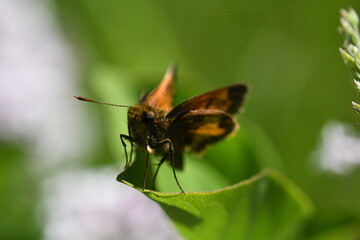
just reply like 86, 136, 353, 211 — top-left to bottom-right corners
127, 103, 169, 150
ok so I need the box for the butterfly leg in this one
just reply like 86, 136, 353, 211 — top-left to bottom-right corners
152, 155, 167, 189
129, 142, 134, 168
120, 134, 135, 169
142, 149, 150, 190
127, 126, 134, 169
156, 139, 185, 194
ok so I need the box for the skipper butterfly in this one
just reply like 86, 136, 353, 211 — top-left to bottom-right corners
75, 64, 248, 194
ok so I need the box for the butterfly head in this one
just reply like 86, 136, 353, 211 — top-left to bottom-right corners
128, 104, 154, 125
127, 104, 167, 143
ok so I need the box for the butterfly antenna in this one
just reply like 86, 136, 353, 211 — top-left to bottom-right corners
74, 96, 130, 108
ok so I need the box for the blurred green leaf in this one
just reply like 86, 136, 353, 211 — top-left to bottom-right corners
0, 145, 40, 240
308, 222, 360, 240
203, 118, 284, 184
87, 64, 137, 166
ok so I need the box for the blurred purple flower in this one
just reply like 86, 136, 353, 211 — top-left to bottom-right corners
0, 0, 93, 170
41, 168, 181, 240
315, 121, 360, 174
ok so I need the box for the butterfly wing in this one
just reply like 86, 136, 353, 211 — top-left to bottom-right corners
166, 84, 247, 169
141, 64, 176, 110
166, 84, 247, 120
167, 109, 237, 169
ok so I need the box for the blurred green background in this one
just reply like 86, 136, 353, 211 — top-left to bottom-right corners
1, 0, 360, 239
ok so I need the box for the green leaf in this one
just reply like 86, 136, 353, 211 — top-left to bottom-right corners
117, 148, 232, 193
118, 158, 312, 240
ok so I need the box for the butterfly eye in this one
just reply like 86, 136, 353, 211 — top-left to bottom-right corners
142, 111, 154, 124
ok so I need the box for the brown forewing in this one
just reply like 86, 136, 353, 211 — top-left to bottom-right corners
166, 84, 247, 120
141, 64, 176, 110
